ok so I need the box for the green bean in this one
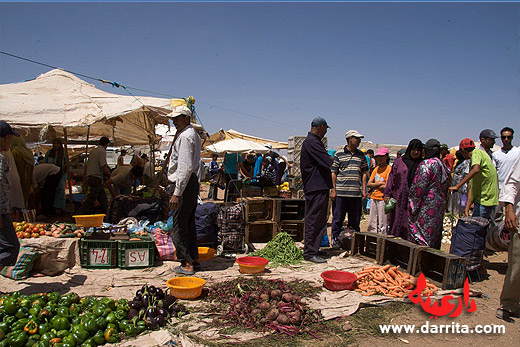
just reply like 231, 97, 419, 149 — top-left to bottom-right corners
253, 232, 303, 267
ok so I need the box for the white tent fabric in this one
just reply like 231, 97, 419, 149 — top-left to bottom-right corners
205, 138, 270, 154
208, 129, 288, 150
0, 69, 200, 146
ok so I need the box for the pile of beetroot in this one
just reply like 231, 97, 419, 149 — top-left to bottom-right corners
206, 277, 322, 337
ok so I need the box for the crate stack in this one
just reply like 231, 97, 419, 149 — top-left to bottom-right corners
240, 197, 279, 244
287, 135, 327, 198
79, 235, 156, 270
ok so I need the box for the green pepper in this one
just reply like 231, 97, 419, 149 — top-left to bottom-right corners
34, 341, 50, 347
57, 329, 69, 338
91, 305, 105, 318
29, 304, 43, 317
11, 291, 21, 299
71, 327, 89, 344
124, 324, 139, 337
38, 323, 50, 335
39, 308, 52, 320
0, 337, 8, 347
116, 299, 129, 312
80, 338, 96, 347
62, 334, 76, 347
104, 312, 116, 325
25, 333, 41, 347
6, 330, 28, 347
19, 298, 32, 308
33, 298, 47, 307
136, 320, 146, 334
117, 319, 129, 331
11, 318, 29, 331
105, 323, 117, 332
69, 304, 81, 316
71, 316, 81, 325
56, 307, 71, 318
62, 343, 74, 347
103, 327, 119, 343
0, 319, 9, 332
3, 314, 16, 325
92, 330, 105, 345
40, 331, 57, 342
24, 320, 39, 334
1, 297, 18, 315
51, 316, 70, 331
14, 307, 28, 319
114, 310, 126, 321
95, 316, 106, 331
47, 292, 60, 303
100, 298, 115, 311
82, 318, 97, 333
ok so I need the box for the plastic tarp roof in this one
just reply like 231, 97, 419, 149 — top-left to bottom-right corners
208, 129, 288, 150
205, 138, 270, 154
0, 69, 199, 146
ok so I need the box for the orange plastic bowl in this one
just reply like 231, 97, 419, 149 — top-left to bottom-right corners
166, 277, 206, 299
236, 256, 269, 274
321, 270, 357, 291
198, 247, 216, 261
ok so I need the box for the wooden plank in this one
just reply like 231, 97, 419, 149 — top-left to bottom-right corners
280, 221, 304, 242
351, 232, 392, 262
245, 221, 277, 244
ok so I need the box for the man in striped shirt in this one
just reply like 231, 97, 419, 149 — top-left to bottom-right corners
330, 130, 369, 248
167, 106, 201, 275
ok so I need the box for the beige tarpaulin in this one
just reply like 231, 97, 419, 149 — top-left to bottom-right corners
0, 69, 204, 146
208, 129, 288, 150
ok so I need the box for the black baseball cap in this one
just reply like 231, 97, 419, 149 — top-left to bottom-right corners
0, 121, 20, 138
479, 129, 498, 139
311, 117, 330, 128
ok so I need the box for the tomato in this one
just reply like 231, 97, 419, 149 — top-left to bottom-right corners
16, 232, 23, 239
23, 232, 31, 238
39, 230, 46, 236
31, 233, 40, 238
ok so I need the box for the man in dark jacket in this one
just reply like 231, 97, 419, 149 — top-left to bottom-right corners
300, 117, 333, 263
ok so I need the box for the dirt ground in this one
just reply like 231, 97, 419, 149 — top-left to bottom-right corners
198, 183, 520, 347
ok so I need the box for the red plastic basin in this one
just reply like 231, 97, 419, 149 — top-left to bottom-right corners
321, 270, 357, 291
236, 256, 269, 266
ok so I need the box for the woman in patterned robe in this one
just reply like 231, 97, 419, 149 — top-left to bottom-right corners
408, 139, 450, 249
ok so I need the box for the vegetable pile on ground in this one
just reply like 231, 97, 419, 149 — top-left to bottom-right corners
0, 287, 187, 347
205, 277, 322, 338
252, 232, 303, 266
355, 265, 438, 297
128, 284, 188, 331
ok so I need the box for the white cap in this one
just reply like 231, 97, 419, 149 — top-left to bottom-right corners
170, 105, 192, 118
265, 143, 272, 149
345, 130, 364, 139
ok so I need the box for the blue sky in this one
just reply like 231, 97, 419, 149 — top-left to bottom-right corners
0, 2, 518, 148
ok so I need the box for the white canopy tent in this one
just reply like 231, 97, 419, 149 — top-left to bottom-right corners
0, 69, 203, 146
205, 138, 270, 154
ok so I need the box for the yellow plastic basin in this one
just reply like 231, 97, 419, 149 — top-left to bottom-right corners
198, 247, 216, 261
166, 277, 206, 299
72, 214, 105, 227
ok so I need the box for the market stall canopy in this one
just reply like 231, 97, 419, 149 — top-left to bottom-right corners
208, 129, 288, 150
0, 69, 203, 146
206, 138, 270, 154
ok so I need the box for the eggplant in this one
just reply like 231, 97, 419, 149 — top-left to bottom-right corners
163, 295, 176, 307
155, 288, 165, 299
136, 289, 142, 297
141, 284, 149, 293
141, 294, 150, 307
146, 306, 157, 318
156, 299, 164, 308
145, 316, 157, 330
155, 315, 166, 327
127, 308, 139, 320
157, 307, 169, 319
129, 300, 142, 310
148, 286, 157, 295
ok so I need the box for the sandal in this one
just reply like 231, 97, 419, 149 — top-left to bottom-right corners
174, 265, 195, 276
496, 307, 515, 323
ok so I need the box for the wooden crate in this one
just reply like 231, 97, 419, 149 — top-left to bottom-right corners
378, 237, 427, 273
239, 198, 276, 223
412, 248, 467, 290
280, 221, 304, 242
245, 221, 278, 244
351, 232, 391, 261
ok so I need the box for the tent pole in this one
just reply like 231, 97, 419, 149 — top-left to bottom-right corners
149, 137, 155, 186
83, 125, 90, 187
62, 127, 73, 205
152, 132, 179, 196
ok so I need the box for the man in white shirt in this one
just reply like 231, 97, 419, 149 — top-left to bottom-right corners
167, 106, 201, 275
496, 155, 520, 322
493, 127, 519, 222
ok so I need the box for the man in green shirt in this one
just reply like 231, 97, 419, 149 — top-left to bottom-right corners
449, 138, 498, 219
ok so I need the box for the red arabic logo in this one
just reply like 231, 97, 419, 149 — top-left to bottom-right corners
408, 273, 476, 319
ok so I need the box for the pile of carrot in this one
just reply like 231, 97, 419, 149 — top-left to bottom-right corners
354, 264, 438, 298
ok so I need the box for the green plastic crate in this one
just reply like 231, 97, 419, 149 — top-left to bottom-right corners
118, 236, 156, 269
79, 239, 118, 269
